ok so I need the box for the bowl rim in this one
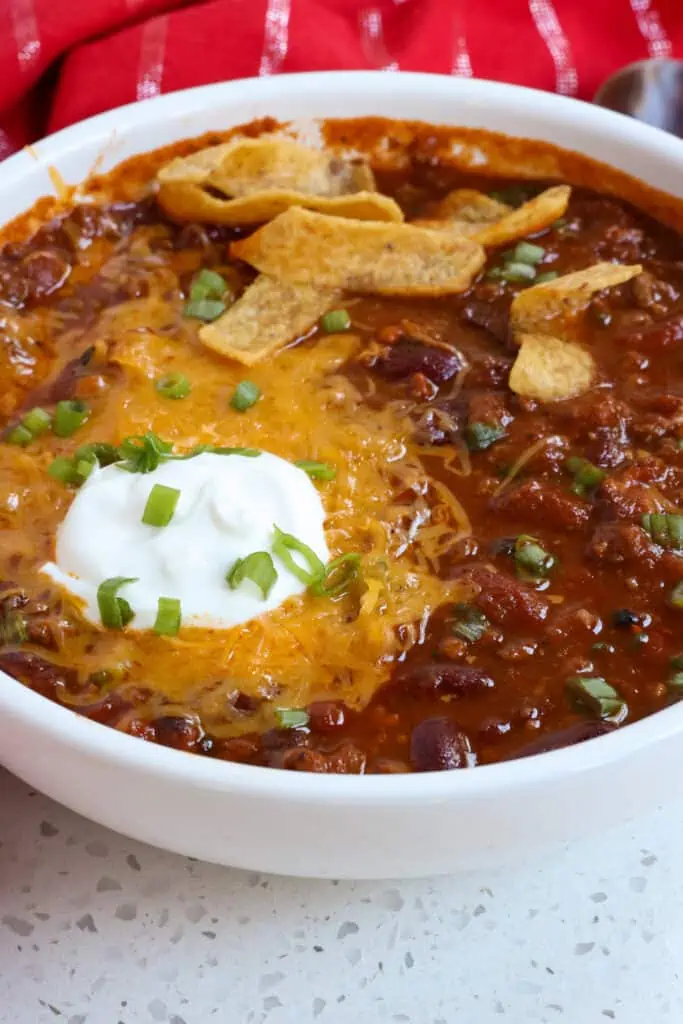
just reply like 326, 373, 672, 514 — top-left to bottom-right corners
3, 69, 683, 804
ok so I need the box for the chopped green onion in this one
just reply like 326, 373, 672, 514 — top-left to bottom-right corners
190, 268, 228, 301
465, 422, 506, 452
48, 456, 80, 485
75, 442, 120, 467
97, 577, 137, 630
512, 241, 545, 265
641, 512, 683, 550
6, 424, 33, 447
274, 707, 310, 729
155, 373, 191, 400
53, 399, 89, 438
451, 604, 489, 643
227, 551, 278, 600
0, 607, 27, 645
22, 407, 51, 437
142, 483, 180, 527
118, 432, 174, 473
205, 446, 261, 458
566, 675, 627, 722
513, 534, 556, 579
534, 271, 559, 284
310, 553, 362, 598
501, 261, 537, 283
670, 582, 683, 609
486, 266, 505, 281
669, 672, 683, 693
75, 457, 96, 481
320, 309, 351, 333
295, 460, 336, 481
272, 526, 325, 585
154, 597, 181, 637
230, 380, 260, 412
184, 298, 226, 322
566, 455, 606, 496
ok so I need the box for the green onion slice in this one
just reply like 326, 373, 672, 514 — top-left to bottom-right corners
669, 671, 683, 694
641, 512, 683, 550
190, 268, 227, 301
227, 551, 278, 600
6, 424, 33, 447
97, 577, 138, 630
451, 603, 489, 643
274, 707, 310, 729
670, 582, 683, 609
565, 675, 627, 723
566, 456, 606, 496
155, 373, 191, 400
22, 407, 52, 437
142, 483, 180, 527
230, 380, 261, 412
154, 597, 182, 637
53, 399, 89, 438
513, 534, 556, 579
310, 553, 362, 598
272, 526, 325, 585
295, 460, 336, 481
534, 271, 559, 284
118, 433, 174, 473
512, 241, 545, 265
184, 298, 226, 322
320, 309, 351, 333
501, 261, 537, 283
465, 422, 506, 452
0, 607, 28, 645
75, 442, 120, 467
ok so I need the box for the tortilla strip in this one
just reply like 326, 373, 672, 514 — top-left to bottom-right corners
412, 189, 512, 235
507, 262, 642, 402
509, 333, 596, 403
198, 274, 337, 366
510, 262, 643, 337
472, 186, 571, 246
157, 135, 402, 224
158, 181, 403, 225
159, 135, 375, 197
230, 207, 486, 297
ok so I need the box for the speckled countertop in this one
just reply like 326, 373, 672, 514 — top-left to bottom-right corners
2, 768, 683, 1024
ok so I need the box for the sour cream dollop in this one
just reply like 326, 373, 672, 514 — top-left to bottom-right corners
42, 451, 330, 630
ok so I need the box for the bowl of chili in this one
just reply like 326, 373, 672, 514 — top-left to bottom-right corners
1, 72, 683, 877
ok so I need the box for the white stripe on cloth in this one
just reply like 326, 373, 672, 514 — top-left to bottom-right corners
136, 16, 169, 101
259, 0, 292, 76
11, 0, 41, 72
628, 0, 673, 59
450, 6, 473, 77
528, 0, 579, 96
358, 7, 399, 71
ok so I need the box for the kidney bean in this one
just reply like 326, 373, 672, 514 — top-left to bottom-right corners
153, 715, 204, 752
308, 700, 346, 733
410, 717, 473, 771
394, 661, 495, 696
281, 748, 328, 772
506, 720, 615, 760
371, 339, 463, 383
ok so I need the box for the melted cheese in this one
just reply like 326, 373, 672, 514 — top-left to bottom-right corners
4, 228, 471, 718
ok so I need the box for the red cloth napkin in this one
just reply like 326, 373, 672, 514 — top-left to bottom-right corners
0, 0, 682, 158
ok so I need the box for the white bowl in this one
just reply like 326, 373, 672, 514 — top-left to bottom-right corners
2, 71, 683, 879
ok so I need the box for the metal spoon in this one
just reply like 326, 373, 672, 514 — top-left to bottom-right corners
594, 58, 683, 137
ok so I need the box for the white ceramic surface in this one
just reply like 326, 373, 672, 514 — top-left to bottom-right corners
1, 72, 683, 880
